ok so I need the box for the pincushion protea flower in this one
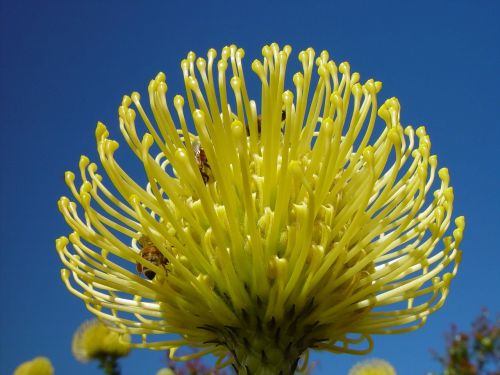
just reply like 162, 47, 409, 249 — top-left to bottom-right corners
14, 357, 54, 375
72, 319, 131, 363
348, 358, 396, 375
56, 43, 464, 374
72, 319, 130, 375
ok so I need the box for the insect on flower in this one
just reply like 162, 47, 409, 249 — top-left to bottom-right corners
251, 109, 287, 135
135, 235, 169, 280
192, 140, 211, 184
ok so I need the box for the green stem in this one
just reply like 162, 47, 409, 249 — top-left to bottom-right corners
230, 342, 301, 375
97, 355, 120, 375
224, 323, 305, 375
213, 298, 319, 374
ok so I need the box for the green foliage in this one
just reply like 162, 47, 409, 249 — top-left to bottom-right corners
432, 309, 500, 375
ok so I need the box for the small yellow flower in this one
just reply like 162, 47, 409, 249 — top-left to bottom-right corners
13, 357, 54, 375
156, 369, 176, 375
57, 43, 464, 373
72, 319, 131, 362
349, 358, 397, 375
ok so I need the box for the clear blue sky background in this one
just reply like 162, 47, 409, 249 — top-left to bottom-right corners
1, 1, 499, 374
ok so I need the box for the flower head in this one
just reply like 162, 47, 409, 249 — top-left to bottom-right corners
349, 358, 396, 375
57, 43, 464, 373
72, 319, 131, 362
14, 357, 54, 375
156, 369, 176, 375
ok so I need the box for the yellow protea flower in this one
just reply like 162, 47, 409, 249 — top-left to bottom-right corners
72, 319, 131, 362
349, 358, 397, 375
156, 369, 176, 375
56, 43, 464, 374
14, 357, 54, 375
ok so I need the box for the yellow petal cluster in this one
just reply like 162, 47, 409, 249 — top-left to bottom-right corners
72, 319, 131, 362
56, 43, 464, 369
13, 357, 54, 375
349, 358, 397, 375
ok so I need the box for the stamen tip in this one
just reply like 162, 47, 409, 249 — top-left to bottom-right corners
55, 236, 69, 250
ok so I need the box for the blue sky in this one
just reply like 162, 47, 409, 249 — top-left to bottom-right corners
0, 0, 499, 374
